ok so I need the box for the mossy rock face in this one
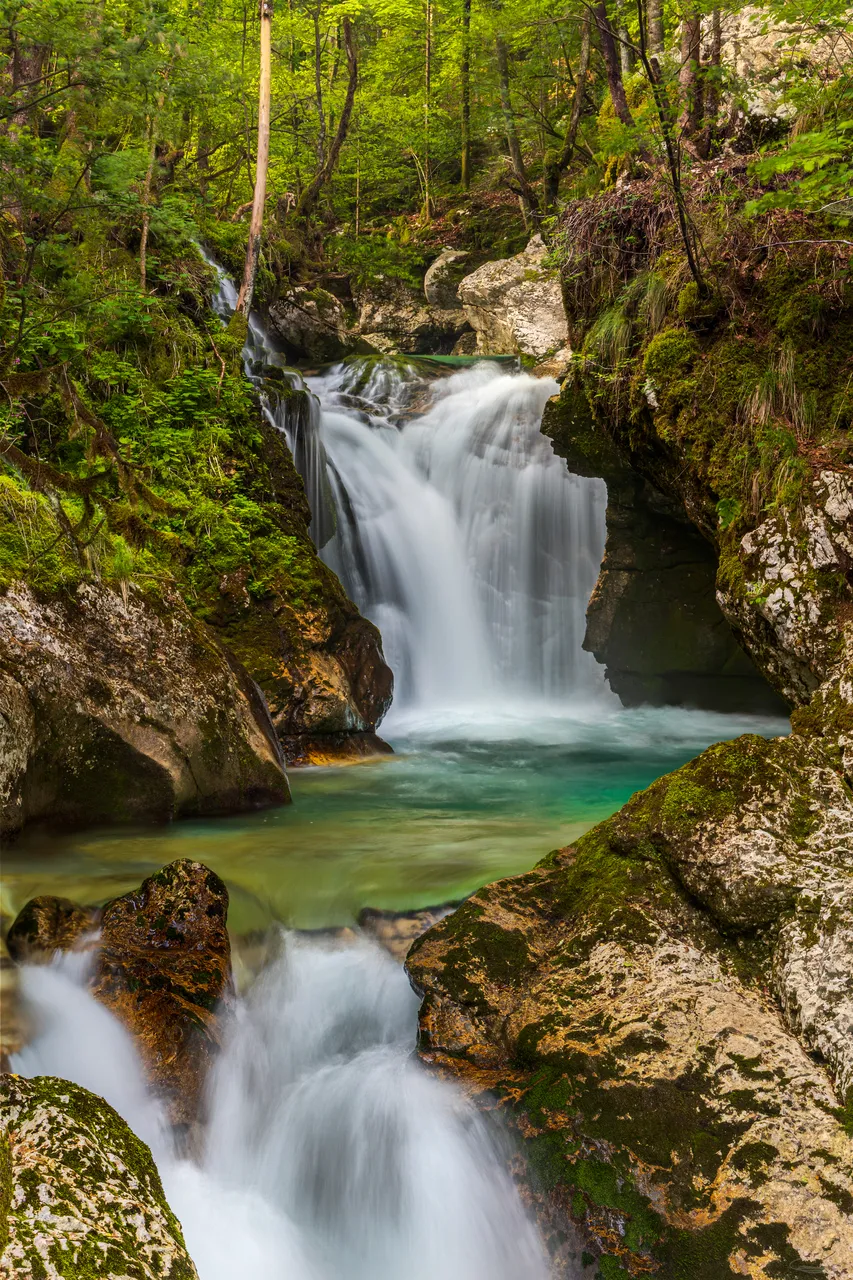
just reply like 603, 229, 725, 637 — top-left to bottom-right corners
91, 860, 233, 1130
0, 1074, 198, 1279
407, 731, 853, 1278
0, 581, 289, 840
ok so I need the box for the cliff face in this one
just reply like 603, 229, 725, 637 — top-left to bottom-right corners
408, 177, 853, 1277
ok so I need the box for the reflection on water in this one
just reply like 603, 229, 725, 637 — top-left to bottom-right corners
2, 704, 789, 934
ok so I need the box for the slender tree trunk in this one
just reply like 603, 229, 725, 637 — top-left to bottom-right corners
543, 11, 590, 212
593, 3, 634, 127
634, 0, 706, 293
236, 0, 273, 316
679, 9, 703, 139
423, 0, 432, 218
647, 0, 664, 54
697, 8, 721, 158
461, 0, 471, 190
495, 34, 541, 230
294, 17, 358, 220
139, 125, 157, 292
313, 9, 327, 167
616, 0, 633, 78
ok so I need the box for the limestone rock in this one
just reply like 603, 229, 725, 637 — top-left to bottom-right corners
6, 897, 99, 963
354, 280, 471, 355
407, 730, 853, 1278
423, 249, 469, 310
0, 582, 289, 839
458, 235, 569, 359
0, 1074, 198, 1279
268, 287, 374, 362
91, 860, 233, 1131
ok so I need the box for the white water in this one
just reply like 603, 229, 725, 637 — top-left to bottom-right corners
199, 247, 610, 713
13, 941, 552, 1280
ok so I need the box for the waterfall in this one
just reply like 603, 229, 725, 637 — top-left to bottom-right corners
13, 941, 552, 1280
199, 248, 611, 714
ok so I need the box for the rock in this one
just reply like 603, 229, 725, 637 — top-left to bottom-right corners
407, 729, 853, 1278
354, 279, 471, 355
358, 903, 459, 962
543, 389, 788, 714
268, 286, 375, 362
0, 935, 26, 1071
458, 235, 569, 359
0, 1074, 198, 1279
0, 582, 289, 839
91, 861, 232, 1131
6, 896, 99, 963
282, 729, 393, 767
423, 249, 469, 310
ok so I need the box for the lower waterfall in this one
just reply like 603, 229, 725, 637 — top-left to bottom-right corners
14, 943, 552, 1280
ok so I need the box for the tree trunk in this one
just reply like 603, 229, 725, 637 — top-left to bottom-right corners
313, 9, 327, 168
593, 3, 634, 127
543, 11, 590, 212
647, 0, 664, 54
236, 0, 273, 316
495, 34, 541, 230
423, 0, 432, 218
616, 0, 634, 78
679, 10, 703, 139
696, 8, 721, 158
139, 127, 157, 292
294, 17, 358, 220
461, 0, 471, 190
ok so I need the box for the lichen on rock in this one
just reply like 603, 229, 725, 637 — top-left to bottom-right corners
0, 1074, 198, 1279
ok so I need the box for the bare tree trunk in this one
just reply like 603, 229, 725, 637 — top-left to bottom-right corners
139, 125, 157, 292
294, 16, 358, 220
647, 0, 664, 54
697, 8, 721, 158
495, 34, 541, 230
236, 0, 273, 316
543, 11, 590, 212
593, 3, 634, 127
423, 0, 432, 218
313, 9, 326, 167
461, 0, 471, 190
679, 9, 703, 139
616, 0, 634, 77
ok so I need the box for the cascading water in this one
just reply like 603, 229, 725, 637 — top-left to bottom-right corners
13, 941, 553, 1280
199, 248, 610, 713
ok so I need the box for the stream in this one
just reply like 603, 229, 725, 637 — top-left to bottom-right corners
6, 263, 790, 1278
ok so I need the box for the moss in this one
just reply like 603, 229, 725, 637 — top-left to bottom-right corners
0, 1130, 11, 1256
642, 327, 699, 384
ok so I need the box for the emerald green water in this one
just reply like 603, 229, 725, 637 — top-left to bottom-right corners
2, 704, 788, 934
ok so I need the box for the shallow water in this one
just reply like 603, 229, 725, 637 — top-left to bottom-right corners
3, 703, 788, 935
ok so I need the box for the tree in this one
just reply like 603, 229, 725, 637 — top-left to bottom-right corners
236, 0, 274, 316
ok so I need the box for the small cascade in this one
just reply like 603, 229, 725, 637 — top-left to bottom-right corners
199, 248, 610, 712
13, 940, 552, 1280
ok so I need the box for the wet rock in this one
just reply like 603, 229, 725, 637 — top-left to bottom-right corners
0, 582, 289, 839
0, 935, 26, 1071
282, 729, 393, 767
407, 731, 853, 1278
458, 235, 569, 359
91, 860, 233, 1131
423, 249, 469, 310
358, 903, 459, 962
5, 896, 99, 963
0, 1074, 198, 1279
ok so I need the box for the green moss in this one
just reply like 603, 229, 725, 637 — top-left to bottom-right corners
642, 327, 699, 383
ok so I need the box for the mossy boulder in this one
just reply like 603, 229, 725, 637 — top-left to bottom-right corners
0, 1074, 198, 1279
407, 731, 853, 1278
5, 897, 100, 963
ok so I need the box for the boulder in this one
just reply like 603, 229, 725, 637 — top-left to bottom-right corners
423, 249, 469, 310
0, 1074, 198, 1279
268, 286, 375, 362
0, 582, 289, 839
5, 896, 99, 963
358, 903, 459, 962
91, 860, 233, 1131
458, 235, 569, 359
407, 730, 853, 1279
354, 280, 471, 355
